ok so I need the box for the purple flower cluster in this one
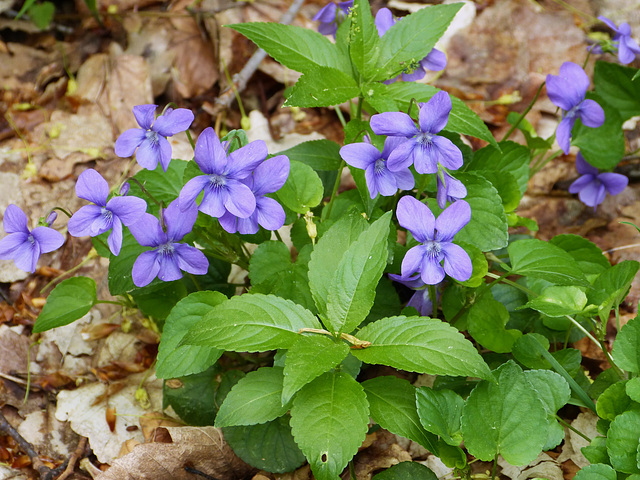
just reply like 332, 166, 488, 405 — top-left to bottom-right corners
591, 16, 640, 65
313, 1, 353, 36
178, 127, 290, 235
546, 62, 605, 155
115, 104, 194, 172
569, 152, 628, 209
375, 8, 447, 83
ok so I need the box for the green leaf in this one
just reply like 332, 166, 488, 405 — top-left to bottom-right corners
33, 277, 97, 333
290, 372, 369, 480
525, 286, 590, 317
627, 377, 640, 403
162, 365, 219, 426
549, 234, 610, 279
309, 213, 369, 315
352, 316, 493, 380
594, 60, 640, 121
276, 160, 324, 213
282, 335, 349, 404
613, 316, 640, 373
285, 66, 360, 107
181, 294, 322, 352
325, 212, 392, 333
466, 141, 530, 195
363, 376, 438, 452
456, 242, 488, 288
461, 361, 549, 465
28, 1, 55, 29
415, 387, 464, 446
155, 291, 226, 379
590, 261, 640, 323
607, 410, 640, 473
573, 464, 617, 480
349, 0, 380, 79
381, 82, 497, 147
249, 241, 315, 312
108, 230, 150, 295
596, 381, 635, 421
473, 171, 521, 212
223, 416, 306, 474
228, 23, 345, 73
131, 280, 187, 321
274, 140, 342, 171
374, 4, 463, 81
129, 159, 187, 214
216, 367, 290, 427
508, 238, 590, 287
573, 93, 625, 170
467, 295, 521, 353
373, 462, 438, 480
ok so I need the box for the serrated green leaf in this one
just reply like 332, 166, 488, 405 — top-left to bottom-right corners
277, 160, 324, 213
353, 316, 493, 380
607, 410, 640, 473
590, 261, 640, 323
466, 141, 530, 195
216, 367, 289, 427
363, 376, 438, 451
228, 23, 345, 73
456, 242, 488, 288
156, 291, 226, 379
596, 381, 636, 421
627, 377, 640, 403
467, 295, 521, 353
373, 462, 438, 480
223, 416, 306, 474
162, 365, 219, 426
349, 0, 380, 79
374, 4, 462, 81
594, 60, 640, 121
309, 213, 369, 315
181, 294, 321, 352
274, 140, 342, 171
573, 464, 617, 480
325, 212, 391, 333
33, 277, 97, 333
129, 159, 187, 214
131, 280, 187, 321
573, 94, 625, 170
282, 335, 349, 404
415, 387, 464, 446
581, 437, 610, 466
508, 238, 590, 287
285, 66, 360, 107
550, 234, 610, 279
473, 170, 521, 212
461, 361, 549, 465
525, 286, 590, 317
290, 372, 369, 480
381, 82, 497, 147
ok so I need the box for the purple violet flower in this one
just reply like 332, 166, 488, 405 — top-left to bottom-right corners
375, 8, 447, 83
115, 105, 194, 172
568, 152, 628, 209
67, 169, 147, 256
389, 273, 441, 316
178, 127, 266, 219
340, 136, 415, 198
598, 16, 640, 64
397, 196, 472, 285
129, 199, 208, 287
313, 1, 353, 36
370, 91, 462, 174
545, 62, 605, 155
219, 155, 290, 235
436, 171, 467, 208
0, 204, 65, 273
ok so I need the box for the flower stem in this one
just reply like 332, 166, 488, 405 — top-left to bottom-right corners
40, 248, 99, 294
324, 160, 346, 219
502, 81, 546, 142
334, 105, 348, 129
555, 415, 592, 442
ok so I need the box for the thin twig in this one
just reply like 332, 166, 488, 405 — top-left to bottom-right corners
212, 0, 306, 115
55, 437, 87, 480
0, 409, 49, 478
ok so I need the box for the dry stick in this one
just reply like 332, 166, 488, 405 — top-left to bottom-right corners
0, 409, 49, 478
55, 437, 88, 480
211, 0, 306, 116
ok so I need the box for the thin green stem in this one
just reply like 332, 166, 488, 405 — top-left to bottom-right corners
556, 415, 592, 442
355, 97, 363, 122
324, 160, 346, 219
96, 300, 127, 306
334, 105, 348, 129
502, 81, 546, 142
349, 460, 357, 480
530, 149, 562, 176
491, 453, 498, 480
274, 229, 284, 243
40, 248, 99, 294
185, 130, 196, 151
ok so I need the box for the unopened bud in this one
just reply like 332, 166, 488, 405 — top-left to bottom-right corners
304, 211, 317, 243
46, 211, 58, 227
119, 182, 130, 196
240, 116, 251, 131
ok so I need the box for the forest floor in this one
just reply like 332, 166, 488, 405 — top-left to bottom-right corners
0, 0, 639, 478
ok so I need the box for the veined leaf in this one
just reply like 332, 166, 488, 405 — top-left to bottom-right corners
33, 277, 97, 333
285, 66, 360, 108
349, 0, 380, 79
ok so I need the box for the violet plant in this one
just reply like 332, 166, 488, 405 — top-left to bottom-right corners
3, 3, 640, 479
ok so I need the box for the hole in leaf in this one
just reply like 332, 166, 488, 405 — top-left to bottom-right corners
321, 453, 328, 462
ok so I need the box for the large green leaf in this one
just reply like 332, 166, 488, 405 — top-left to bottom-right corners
181, 294, 321, 352
33, 277, 97, 333
353, 316, 493, 380
573, 464, 617, 480
607, 410, 640, 474
550, 234, 610, 279
374, 4, 463, 81
228, 23, 345, 73
466, 141, 530, 195
594, 60, 640, 121
524, 370, 571, 450
274, 140, 342, 171
285, 66, 361, 107
589, 261, 640, 323
415, 387, 464, 446
508, 238, 590, 287
216, 367, 289, 427
348, 0, 380, 79
613, 316, 640, 373
325, 212, 392, 333
461, 361, 549, 465
155, 291, 226, 379
308, 213, 369, 315
223, 416, 306, 474
466, 294, 521, 353
525, 285, 592, 317
290, 372, 369, 480
276, 160, 324, 213
363, 376, 438, 451
282, 334, 349, 404
162, 365, 219, 426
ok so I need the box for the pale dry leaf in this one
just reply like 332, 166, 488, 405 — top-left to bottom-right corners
94, 426, 254, 480
246, 110, 325, 153
557, 412, 599, 468
498, 453, 563, 480
17, 404, 77, 459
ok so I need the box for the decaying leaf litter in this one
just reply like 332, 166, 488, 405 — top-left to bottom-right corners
0, 0, 639, 478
